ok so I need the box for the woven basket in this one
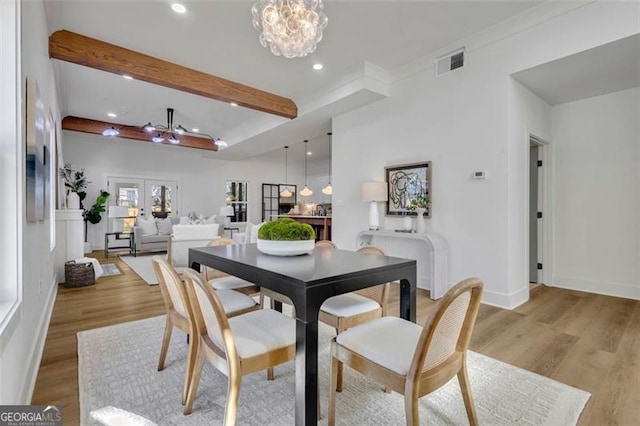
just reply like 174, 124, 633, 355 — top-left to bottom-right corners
64, 260, 95, 288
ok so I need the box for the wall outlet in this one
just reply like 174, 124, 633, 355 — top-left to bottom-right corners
472, 171, 487, 179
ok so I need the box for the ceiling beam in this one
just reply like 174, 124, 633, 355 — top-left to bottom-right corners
62, 116, 218, 151
50, 30, 298, 119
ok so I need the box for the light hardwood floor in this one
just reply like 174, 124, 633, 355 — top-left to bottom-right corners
32, 251, 639, 425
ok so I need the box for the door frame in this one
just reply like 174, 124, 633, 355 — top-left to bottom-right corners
107, 176, 180, 230
527, 134, 552, 287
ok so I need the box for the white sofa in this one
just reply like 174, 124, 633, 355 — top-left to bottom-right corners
132, 217, 180, 256
232, 222, 265, 244
168, 224, 220, 273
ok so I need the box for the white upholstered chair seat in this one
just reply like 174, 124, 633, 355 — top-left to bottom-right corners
321, 293, 381, 318
216, 289, 258, 315
209, 275, 255, 291
336, 316, 422, 375
228, 309, 296, 359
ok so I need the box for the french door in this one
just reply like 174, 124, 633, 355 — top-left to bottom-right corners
107, 177, 179, 232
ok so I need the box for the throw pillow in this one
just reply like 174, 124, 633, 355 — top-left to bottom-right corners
137, 216, 158, 236
179, 216, 190, 225
156, 218, 173, 235
203, 214, 216, 224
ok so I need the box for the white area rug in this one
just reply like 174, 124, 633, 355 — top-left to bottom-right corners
99, 263, 121, 277
119, 254, 164, 285
78, 315, 590, 425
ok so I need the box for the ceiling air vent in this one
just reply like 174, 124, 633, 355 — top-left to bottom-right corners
435, 48, 465, 77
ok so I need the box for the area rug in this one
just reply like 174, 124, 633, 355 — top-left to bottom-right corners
78, 315, 590, 425
99, 263, 121, 277
118, 254, 164, 285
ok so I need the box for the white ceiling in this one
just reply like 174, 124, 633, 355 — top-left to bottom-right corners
513, 34, 640, 106
45, 0, 544, 160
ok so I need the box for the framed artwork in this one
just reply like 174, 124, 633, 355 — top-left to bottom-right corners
385, 161, 431, 217
26, 77, 46, 222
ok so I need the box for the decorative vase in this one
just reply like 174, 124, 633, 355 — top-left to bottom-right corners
67, 192, 80, 209
416, 208, 426, 233
402, 214, 413, 231
256, 239, 315, 256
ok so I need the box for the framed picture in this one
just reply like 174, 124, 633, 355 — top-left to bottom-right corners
26, 77, 46, 222
385, 161, 431, 217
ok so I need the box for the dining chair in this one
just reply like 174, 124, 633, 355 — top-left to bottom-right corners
205, 238, 260, 296
328, 277, 483, 426
318, 245, 391, 390
315, 240, 337, 248
182, 269, 297, 421
152, 256, 260, 406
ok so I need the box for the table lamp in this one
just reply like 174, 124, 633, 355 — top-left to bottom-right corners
108, 205, 130, 232
219, 206, 234, 226
361, 182, 388, 231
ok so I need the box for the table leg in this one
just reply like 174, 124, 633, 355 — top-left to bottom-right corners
295, 318, 318, 425
400, 277, 417, 322
104, 233, 108, 258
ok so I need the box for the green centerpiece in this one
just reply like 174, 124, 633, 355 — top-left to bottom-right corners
257, 218, 316, 256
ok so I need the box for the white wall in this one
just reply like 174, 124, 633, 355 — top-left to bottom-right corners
332, 1, 639, 308
0, 0, 61, 404
552, 88, 640, 299
62, 131, 305, 248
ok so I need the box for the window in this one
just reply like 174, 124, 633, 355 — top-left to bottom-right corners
226, 181, 248, 222
0, 0, 21, 347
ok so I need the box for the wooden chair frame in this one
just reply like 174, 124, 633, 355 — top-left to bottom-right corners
328, 277, 483, 426
319, 245, 391, 391
182, 269, 296, 422
153, 256, 260, 410
152, 256, 197, 406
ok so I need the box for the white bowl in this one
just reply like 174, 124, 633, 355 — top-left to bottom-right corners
256, 239, 315, 256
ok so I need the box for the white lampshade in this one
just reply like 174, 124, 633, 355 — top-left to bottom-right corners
321, 184, 332, 195
108, 205, 130, 218
361, 182, 388, 202
300, 185, 313, 197
219, 206, 234, 217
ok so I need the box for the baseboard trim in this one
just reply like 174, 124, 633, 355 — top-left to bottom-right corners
481, 286, 529, 310
18, 278, 57, 403
553, 275, 639, 300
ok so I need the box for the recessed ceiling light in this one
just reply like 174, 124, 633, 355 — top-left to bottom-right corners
230, 102, 238, 107
191, 128, 199, 133
122, 75, 133, 80
107, 112, 117, 118
171, 3, 186, 13
307, 151, 312, 156
313, 63, 323, 70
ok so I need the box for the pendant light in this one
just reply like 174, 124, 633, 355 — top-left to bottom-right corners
300, 140, 313, 197
322, 132, 333, 195
280, 146, 293, 197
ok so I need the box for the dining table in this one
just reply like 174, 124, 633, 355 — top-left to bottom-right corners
189, 243, 417, 426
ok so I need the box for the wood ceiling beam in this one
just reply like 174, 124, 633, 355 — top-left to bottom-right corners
62, 116, 218, 151
50, 30, 298, 119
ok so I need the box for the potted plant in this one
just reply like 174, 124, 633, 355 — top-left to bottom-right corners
59, 162, 88, 209
59, 163, 110, 252
406, 194, 431, 234
257, 217, 316, 256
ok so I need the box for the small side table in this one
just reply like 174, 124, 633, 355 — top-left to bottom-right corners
224, 226, 239, 238
104, 232, 133, 258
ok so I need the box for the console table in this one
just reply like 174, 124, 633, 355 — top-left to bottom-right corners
104, 232, 134, 258
356, 230, 449, 299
